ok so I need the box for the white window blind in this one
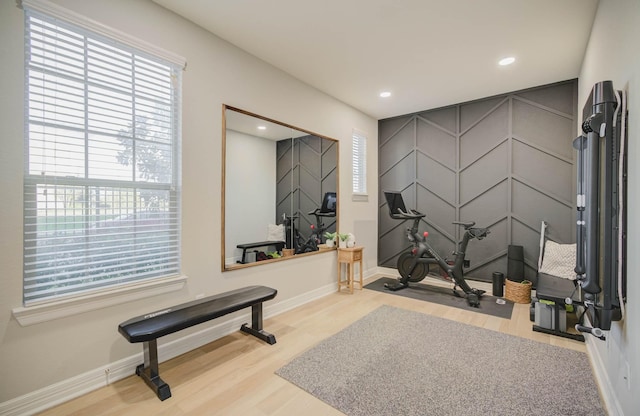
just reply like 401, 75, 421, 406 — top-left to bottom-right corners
23, 7, 182, 305
352, 131, 367, 195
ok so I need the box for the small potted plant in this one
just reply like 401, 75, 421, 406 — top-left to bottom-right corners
324, 231, 337, 248
338, 233, 349, 248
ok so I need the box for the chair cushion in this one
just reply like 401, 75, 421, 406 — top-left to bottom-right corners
539, 240, 576, 280
267, 223, 284, 241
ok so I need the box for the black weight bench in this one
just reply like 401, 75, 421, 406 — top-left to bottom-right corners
118, 285, 277, 400
236, 241, 285, 263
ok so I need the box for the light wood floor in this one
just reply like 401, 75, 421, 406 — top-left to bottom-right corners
38, 276, 586, 416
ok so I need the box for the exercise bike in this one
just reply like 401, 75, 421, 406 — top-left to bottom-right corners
383, 191, 490, 307
283, 191, 337, 254
283, 214, 317, 254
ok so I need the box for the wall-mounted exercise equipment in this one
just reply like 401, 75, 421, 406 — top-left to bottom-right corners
574, 80, 627, 337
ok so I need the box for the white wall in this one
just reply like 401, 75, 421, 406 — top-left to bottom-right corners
225, 130, 277, 264
579, 0, 640, 413
0, 0, 378, 405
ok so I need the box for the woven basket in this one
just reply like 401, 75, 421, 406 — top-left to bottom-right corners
504, 279, 532, 303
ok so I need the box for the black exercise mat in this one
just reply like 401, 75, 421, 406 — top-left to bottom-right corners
365, 277, 514, 319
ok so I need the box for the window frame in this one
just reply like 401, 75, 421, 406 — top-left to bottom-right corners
15, 0, 186, 324
352, 129, 368, 201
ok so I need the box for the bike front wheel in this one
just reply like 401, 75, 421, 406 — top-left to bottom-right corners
397, 251, 429, 282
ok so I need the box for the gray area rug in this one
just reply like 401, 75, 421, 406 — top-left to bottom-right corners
365, 277, 514, 319
276, 305, 604, 416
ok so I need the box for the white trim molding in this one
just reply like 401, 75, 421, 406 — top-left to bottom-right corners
19, 0, 186, 68
585, 336, 624, 416
12, 275, 188, 326
0, 280, 339, 416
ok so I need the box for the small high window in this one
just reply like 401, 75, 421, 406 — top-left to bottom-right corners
352, 131, 367, 197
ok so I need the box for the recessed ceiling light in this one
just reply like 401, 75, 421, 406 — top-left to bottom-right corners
499, 57, 516, 66
257, 125, 267, 130
380, 91, 391, 98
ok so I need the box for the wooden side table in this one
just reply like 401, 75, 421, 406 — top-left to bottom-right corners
337, 246, 364, 293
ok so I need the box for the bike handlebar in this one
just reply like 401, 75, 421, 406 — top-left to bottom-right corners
394, 208, 425, 219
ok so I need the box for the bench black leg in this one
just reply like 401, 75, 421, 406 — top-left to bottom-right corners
239, 248, 248, 264
240, 302, 276, 345
137, 339, 172, 400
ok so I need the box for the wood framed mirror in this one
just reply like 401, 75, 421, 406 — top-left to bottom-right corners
222, 105, 339, 271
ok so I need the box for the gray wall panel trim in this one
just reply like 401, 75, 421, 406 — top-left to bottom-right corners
379, 117, 414, 146
472, 250, 507, 271
511, 217, 565, 260
459, 137, 509, 172
379, 152, 415, 177
416, 149, 457, 173
378, 222, 404, 239
459, 177, 508, 208
379, 183, 414, 200
511, 214, 545, 234
460, 96, 510, 135
277, 135, 337, 234
455, 106, 461, 243
512, 135, 574, 164
507, 96, 514, 251
512, 95, 574, 119
512, 175, 573, 208
378, 80, 577, 283
417, 218, 455, 243
484, 217, 511, 232
416, 115, 456, 136
416, 183, 457, 209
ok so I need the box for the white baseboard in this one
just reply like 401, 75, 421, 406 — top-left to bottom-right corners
3, 269, 617, 415
0, 281, 340, 416
585, 336, 624, 416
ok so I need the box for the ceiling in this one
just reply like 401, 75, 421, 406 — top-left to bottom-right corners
152, 0, 599, 120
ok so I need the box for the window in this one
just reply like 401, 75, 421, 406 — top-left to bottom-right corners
23, 5, 182, 305
352, 130, 367, 197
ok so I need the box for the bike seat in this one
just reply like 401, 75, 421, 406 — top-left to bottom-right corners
452, 221, 475, 229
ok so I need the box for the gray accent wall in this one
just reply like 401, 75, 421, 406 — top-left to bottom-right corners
378, 80, 577, 284
277, 135, 338, 237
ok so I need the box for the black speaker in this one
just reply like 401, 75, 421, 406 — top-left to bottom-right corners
507, 245, 525, 282
492, 272, 504, 297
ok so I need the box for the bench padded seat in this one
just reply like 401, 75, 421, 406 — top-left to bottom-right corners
119, 285, 277, 343
118, 285, 277, 400
536, 272, 577, 303
235, 241, 285, 264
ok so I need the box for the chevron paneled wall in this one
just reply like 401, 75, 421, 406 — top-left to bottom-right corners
378, 80, 577, 284
277, 135, 337, 238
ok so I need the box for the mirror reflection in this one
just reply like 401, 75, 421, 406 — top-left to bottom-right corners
223, 106, 338, 270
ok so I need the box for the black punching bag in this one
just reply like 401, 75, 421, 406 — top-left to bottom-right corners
507, 245, 525, 282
